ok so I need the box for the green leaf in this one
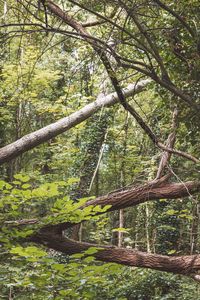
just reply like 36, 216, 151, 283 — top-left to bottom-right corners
165, 209, 177, 216
51, 263, 66, 272
84, 247, 100, 255
168, 249, 176, 255
13, 181, 22, 185
10, 246, 46, 258
67, 177, 80, 185
71, 253, 85, 259
14, 174, 30, 182
22, 183, 31, 189
0, 180, 5, 189
83, 256, 95, 263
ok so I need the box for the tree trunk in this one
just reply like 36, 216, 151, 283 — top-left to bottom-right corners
30, 233, 200, 275
0, 80, 150, 164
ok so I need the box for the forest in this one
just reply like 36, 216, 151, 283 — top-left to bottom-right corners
0, 0, 200, 299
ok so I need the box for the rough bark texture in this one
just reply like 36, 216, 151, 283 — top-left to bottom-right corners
85, 181, 199, 210
25, 177, 200, 276
43, 178, 200, 233
30, 233, 200, 275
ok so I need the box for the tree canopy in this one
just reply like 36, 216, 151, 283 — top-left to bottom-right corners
0, 0, 200, 299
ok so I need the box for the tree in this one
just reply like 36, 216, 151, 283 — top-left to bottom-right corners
1, 0, 200, 297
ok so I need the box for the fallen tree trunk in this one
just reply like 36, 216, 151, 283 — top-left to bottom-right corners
8, 178, 200, 233
0, 79, 150, 165
42, 178, 200, 233
30, 233, 200, 275
85, 180, 199, 210
21, 177, 200, 277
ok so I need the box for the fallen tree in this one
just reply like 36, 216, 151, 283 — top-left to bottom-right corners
7, 174, 198, 279
30, 233, 200, 275
1, 0, 200, 288
0, 79, 150, 164
44, 177, 200, 233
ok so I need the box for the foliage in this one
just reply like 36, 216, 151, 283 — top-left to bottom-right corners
1, 0, 200, 299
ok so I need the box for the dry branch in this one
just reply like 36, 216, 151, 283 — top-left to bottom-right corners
0, 80, 149, 164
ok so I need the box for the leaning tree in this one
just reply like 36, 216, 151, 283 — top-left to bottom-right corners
1, 0, 200, 285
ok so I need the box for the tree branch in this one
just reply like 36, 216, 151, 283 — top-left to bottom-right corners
45, 0, 199, 164
153, 0, 195, 38
0, 79, 150, 164
156, 107, 179, 179
43, 178, 200, 234
29, 233, 200, 275
6, 177, 200, 234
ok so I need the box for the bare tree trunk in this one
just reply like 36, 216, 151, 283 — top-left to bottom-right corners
118, 209, 124, 247
118, 115, 129, 247
145, 203, 151, 253
152, 228, 156, 254
134, 212, 140, 250
190, 202, 199, 254
0, 80, 150, 164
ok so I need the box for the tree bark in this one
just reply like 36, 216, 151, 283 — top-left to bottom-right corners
0, 80, 150, 165
44, 179, 200, 233
30, 233, 200, 275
